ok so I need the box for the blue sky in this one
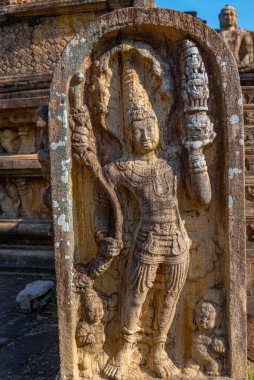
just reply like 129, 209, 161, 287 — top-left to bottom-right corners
155, 1, 254, 31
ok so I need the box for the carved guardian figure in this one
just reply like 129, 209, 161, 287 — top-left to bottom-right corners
71, 39, 216, 379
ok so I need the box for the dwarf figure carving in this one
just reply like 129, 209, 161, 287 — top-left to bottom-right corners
71, 39, 216, 379
76, 286, 105, 378
184, 293, 227, 377
219, 5, 254, 69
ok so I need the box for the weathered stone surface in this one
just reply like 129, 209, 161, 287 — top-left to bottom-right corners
16, 279, 54, 313
241, 78, 254, 359
49, 7, 246, 380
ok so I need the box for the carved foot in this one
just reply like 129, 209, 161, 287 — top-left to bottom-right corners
205, 360, 220, 376
183, 360, 200, 378
103, 341, 133, 380
205, 370, 220, 377
148, 343, 180, 378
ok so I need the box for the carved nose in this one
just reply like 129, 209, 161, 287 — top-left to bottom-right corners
141, 131, 148, 143
143, 131, 151, 142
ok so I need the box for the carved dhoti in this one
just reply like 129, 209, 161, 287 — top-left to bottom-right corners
128, 221, 189, 294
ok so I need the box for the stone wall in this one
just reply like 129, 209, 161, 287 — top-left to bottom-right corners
242, 75, 254, 360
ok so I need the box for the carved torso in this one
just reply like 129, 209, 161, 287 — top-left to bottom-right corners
111, 157, 189, 265
220, 28, 253, 64
116, 158, 177, 221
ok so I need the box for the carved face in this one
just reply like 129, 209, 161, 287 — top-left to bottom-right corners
131, 117, 159, 154
196, 302, 216, 332
220, 7, 237, 29
85, 307, 103, 324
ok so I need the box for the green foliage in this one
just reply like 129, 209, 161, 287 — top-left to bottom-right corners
40, 302, 58, 319
248, 360, 254, 380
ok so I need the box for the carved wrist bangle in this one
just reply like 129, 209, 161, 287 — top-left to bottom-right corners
152, 335, 167, 344
189, 154, 207, 172
191, 165, 208, 174
122, 326, 137, 343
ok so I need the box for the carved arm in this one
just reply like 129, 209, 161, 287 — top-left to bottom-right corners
182, 113, 216, 205
212, 337, 227, 355
181, 39, 216, 205
70, 105, 123, 242
70, 105, 123, 288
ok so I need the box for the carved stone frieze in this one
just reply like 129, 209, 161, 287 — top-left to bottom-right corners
0, 173, 51, 248
49, 8, 245, 380
245, 153, 254, 175
247, 258, 254, 360
0, 14, 99, 78
0, 177, 49, 219
244, 133, 254, 154
0, 128, 21, 153
0, 180, 20, 218
245, 175, 254, 196
244, 110, 254, 126
246, 186, 254, 202
0, 108, 44, 154
245, 200, 254, 251
247, 258, 254, 297
247, 222, 254, 244
242, 86, 254, 104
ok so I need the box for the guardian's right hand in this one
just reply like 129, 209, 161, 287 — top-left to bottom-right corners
98, 237, 123, 258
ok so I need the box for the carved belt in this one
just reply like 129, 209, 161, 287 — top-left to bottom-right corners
141, 201, 177, 213
134, 250, 189, 265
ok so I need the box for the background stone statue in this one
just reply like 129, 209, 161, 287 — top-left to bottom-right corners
219, 4, 254, 69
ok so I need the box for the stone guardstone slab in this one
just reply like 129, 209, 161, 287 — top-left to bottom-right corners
49, 8, 246, 380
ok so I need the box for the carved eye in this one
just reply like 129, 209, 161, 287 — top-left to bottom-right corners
134, 129, 141, 137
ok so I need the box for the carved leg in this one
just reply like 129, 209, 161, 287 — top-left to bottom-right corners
103, 258, 157, 380
103, 289, 149, 380
205, 359, 220, 376
149, 257, 189, 378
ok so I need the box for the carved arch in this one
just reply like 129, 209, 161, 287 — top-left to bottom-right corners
49, 8, 245, 380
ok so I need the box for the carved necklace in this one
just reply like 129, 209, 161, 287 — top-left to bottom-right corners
120, 159, 172, 196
